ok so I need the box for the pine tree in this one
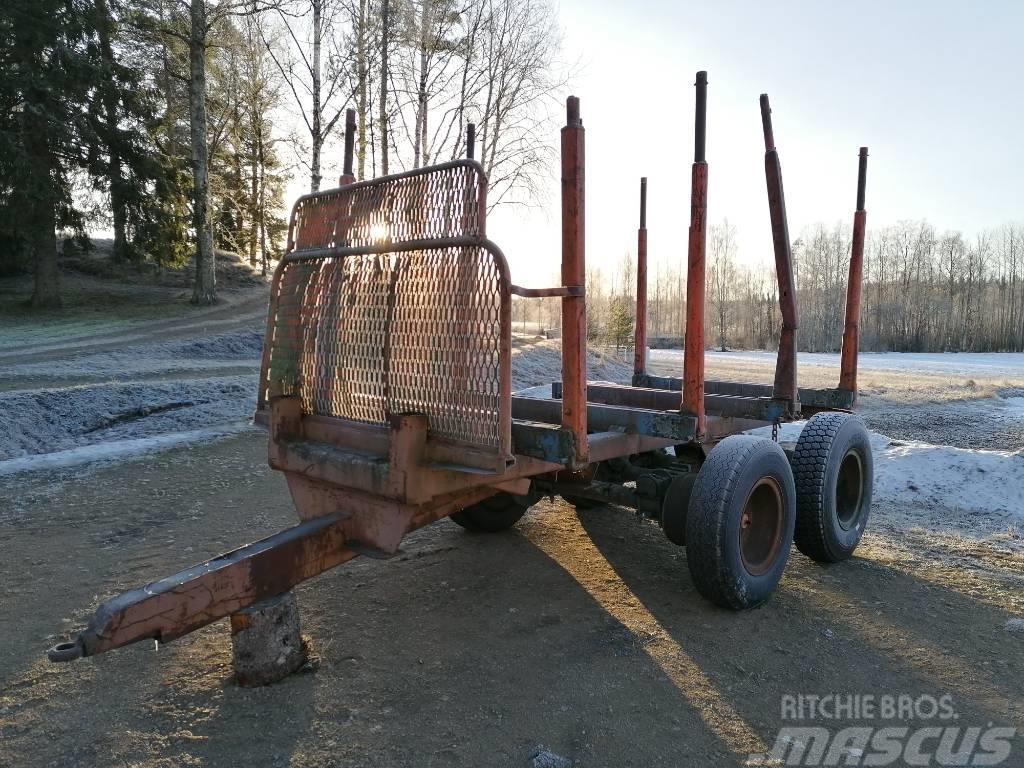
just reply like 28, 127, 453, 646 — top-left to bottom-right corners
0, 0, 101, 307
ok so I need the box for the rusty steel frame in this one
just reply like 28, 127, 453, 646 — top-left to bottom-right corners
49, 81, 873, 666
840, 148, 869, 396
682, 71, 709, 438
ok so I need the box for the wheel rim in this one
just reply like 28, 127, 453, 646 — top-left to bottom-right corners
836, 450, 864, 530
739, 477, 784, 577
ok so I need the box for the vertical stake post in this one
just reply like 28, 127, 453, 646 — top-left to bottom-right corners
760, 93, 799, 408
339, 109, 356, 186
561, 96, 588, 465
682, 72, 709, 437
466, 122, 476, 160
840, 147, 869, 396
633, 177, 649, 378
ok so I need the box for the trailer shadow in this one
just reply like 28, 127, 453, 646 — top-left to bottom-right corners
568, 501, 1023, 746
4, 436, 1021, 767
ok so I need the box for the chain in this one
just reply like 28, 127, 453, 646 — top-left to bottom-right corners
771, 419, 780, 443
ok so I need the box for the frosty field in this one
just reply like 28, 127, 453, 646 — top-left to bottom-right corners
1, 319, 1022, 767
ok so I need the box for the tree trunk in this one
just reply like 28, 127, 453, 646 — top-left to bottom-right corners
356, 0, 368, 180
379, 0, 389, 175
21, 84, 60, 308
95, 0, 129, 263
310, 0, 322, 192
418, 0, 430, 167
189, 0, 216, 305
248, 135, 259, 266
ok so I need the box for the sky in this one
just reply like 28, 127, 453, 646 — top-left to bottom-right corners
483, 0, 1024, 286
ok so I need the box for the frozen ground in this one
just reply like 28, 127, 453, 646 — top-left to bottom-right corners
756, 422, 1024, 547
1, 330, 264, 386
1, 332, 1022, 550
1, 322, 1022, 766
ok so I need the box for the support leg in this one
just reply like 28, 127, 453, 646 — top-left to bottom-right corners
230, 591, 307, 686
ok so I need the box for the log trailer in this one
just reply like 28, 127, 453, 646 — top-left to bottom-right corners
47, 72, 873, 664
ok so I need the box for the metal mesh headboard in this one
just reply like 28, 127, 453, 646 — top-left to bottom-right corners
259, 162, 512, 459
291, 160, 487, 250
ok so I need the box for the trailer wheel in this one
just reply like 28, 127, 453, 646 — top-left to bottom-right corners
685, 436, 795, 609
791, 412, 873, 562
661, 473, 698, 546
449, 491, 536, 533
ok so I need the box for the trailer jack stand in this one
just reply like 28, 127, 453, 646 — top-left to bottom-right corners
230, 591, 307, 686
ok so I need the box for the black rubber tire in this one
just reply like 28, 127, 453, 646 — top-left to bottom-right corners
685, 435, 796, 609
449, 492, 535, 532
661, 473, 697, 546
792, 412, 873, 563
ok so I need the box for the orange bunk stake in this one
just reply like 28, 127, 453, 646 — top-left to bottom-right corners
840, 148, 869, 397
634, 177, 649, 378
760, 94, 799, 409
682, 72, 709, 437
561, 96, 588, 465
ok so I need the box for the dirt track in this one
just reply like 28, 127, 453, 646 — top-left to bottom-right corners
1, 431, 1022, 767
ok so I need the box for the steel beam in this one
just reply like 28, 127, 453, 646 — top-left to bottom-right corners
511, 396, 698, 442
550, 382, 788, 421
633, 374, 855, 413
48, 514, 356, 661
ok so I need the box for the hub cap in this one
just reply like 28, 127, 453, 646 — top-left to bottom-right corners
739, 477, 784, 576
836, 450, 864, 530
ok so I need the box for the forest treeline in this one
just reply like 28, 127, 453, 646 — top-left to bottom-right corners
514, 219, 1024, 354
0, 0, 562, 307
4, 3, 1023, 355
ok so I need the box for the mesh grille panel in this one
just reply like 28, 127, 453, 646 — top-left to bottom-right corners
291, 161, 485, 251
267, 246, 506, 449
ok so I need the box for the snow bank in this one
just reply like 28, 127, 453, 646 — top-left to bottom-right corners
0, 375, 258, 461
758, 421, 1024, 529
3, 330, 263, 381
511, 339, 631, 390
649, 349, 1024, 376
0, 424, 253, 477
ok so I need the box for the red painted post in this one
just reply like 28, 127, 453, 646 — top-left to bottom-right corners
561, 96, 588, 465
339, 109, 356, 185
633, 177, 648, 378
682, 72, 708, 437
760, 94, 799, 407
839, 147, 869, 396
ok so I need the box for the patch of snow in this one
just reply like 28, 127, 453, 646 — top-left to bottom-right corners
649, 349, 1024, 376
1000, 395, 1024, 416
511, 341, 631, 390
3, 330, 263, 381
1005, 618, 1024, 633
0, 375, 258, 460
0, 424, 255, 477
751, 420, 1024, 532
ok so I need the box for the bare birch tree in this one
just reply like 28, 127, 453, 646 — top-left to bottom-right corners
263, 0, 353, 191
